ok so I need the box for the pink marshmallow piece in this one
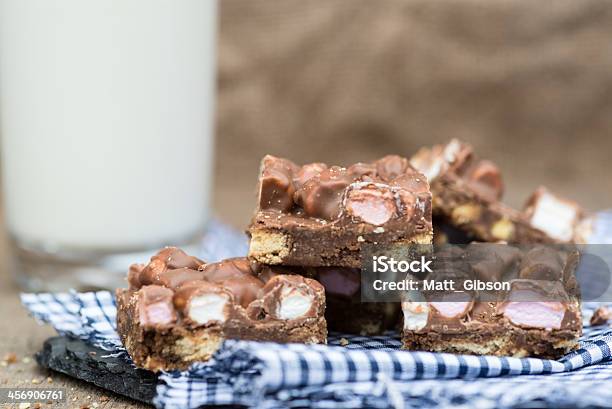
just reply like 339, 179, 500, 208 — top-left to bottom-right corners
504, 301, 565, 329
430, 301, 470, 318
141, 301, 175, 326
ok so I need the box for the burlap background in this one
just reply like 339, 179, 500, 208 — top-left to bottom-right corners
213, 0, 612, 227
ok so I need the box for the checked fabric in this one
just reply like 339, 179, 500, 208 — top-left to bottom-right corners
21, 215, 612, 409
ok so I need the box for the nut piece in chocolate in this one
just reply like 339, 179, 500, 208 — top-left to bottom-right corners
248, 155, 433, 268
116, 247, 327, 371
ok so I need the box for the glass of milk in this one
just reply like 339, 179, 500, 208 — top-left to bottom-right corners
0, 0, 217, 290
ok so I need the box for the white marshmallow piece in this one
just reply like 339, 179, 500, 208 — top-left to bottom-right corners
410, 139, 461, 183
413, 157, 442, 182
188, 293, 229, 325
278, 287, 314, 320
442, 139, 461, 163
401, 301, 430, 331
529, 191, 579, 242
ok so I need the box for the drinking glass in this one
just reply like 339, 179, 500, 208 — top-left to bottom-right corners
0, 0, 217, 290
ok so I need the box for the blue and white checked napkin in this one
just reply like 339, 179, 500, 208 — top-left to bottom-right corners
21, 216, 612, 409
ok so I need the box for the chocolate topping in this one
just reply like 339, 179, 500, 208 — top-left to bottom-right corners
184, 257, 266, 308
504, 279, 570, 303
138, 247, 204, 286
404, 243, 581, 338
163, 247, 204, 270
294, 163, 328, 190
250, 155, 433, 268
398, 190, 418, 213
257, 264, 286, 283
375, 155, 410, 181
200, 257, 254, 282
519, 246, 564, 281
128, 263, 145, 289
464, 160, 504, 201
347, 162, 377, 180
256, 154, 429, 226
412, 139, 588, 245
390, 173, 430, 194
295, 166, 352, 220
258, 155, 297, 212
465, 243, 521, 282
469, 301, 498, 322
156, 268, 206, 289
412, 140, 500, 202
410, 139, 472, 182
430, 245, 472, 283
118, 248, 330, 371
219, 275, 264, 308
128, 248, 326, 329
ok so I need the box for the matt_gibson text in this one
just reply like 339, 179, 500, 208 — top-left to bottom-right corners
372, 279, 510, 292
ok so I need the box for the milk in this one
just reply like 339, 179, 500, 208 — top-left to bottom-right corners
0, 0, 217, 252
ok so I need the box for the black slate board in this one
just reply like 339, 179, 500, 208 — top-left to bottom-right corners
36, 336, 157, 404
